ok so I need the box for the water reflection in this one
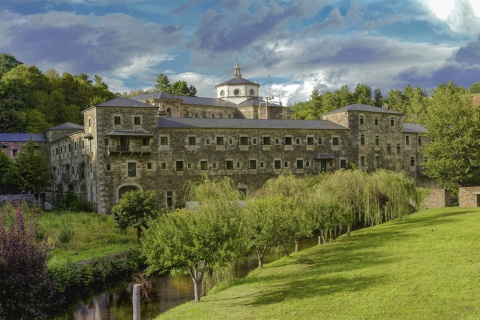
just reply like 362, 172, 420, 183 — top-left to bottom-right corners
67, 236, 319, 320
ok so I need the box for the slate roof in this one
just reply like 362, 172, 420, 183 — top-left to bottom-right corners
96, 97, 157, 108
403, 123, 427, 133
0, 133, 47, 142
106, 130, 153, 137
236, 98, 280, 107
131, 92, 238, 108
323, 104, 404, 115
48, 122, 84, 131
158, 118, 348, 130
216, 77, 259, 86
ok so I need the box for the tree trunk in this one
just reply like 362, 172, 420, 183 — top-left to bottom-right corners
294, 239, 299, 252
258, 258, 263, 268
282, 245, 290, 257
347, 224, 351, 236
188, 267, 204, 302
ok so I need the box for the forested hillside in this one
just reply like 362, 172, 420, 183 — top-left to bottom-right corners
0, 53, 116, 133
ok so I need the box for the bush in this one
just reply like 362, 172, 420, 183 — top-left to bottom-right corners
0, 204, 59, 319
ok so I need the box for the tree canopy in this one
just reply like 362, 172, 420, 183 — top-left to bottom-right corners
154, 73, 197, 97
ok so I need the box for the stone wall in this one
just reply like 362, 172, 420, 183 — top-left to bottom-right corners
459, 187, 480, 207
423, 188, 452, 209
0, 194, 37, 207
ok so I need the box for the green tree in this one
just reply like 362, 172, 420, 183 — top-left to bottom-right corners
373, 88, 383, 107
9, 139, 51, 195
353, 83, 372, 105
0, 149, 14, 193
0, 53, 22, 79
154, 73, 197, 97
155, 73, 170, 92
468, 82, 480, 94
111, 190, 158, 242
142, 176, 247, 302
423, 82, 480, 190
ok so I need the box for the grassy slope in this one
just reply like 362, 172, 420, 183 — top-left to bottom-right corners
37, 211, 138, 265
158, 207, 480, 320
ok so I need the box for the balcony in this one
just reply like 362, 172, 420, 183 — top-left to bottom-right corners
108, 144, 152, 155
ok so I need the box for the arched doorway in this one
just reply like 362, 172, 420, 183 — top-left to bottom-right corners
118, 185, 140, 200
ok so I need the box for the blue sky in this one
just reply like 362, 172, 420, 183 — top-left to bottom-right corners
1, 0, 479, 105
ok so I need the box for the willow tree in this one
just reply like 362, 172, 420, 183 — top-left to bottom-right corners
142, 176, 247, 302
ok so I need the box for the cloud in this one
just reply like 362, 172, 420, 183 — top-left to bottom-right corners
0, 10, 183, 76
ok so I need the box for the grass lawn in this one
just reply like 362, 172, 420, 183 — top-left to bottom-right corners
37, 211, 138, 265
157, 207, 480, 320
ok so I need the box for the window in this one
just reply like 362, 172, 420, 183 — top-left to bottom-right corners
187, 163, 192, 169
128, 162, 136, 177
375, 135, 380, 146
188, 136, 196, 145
340, 159, 347, 169
133, 116, 141, 125
318, 137, 324, 145
418, 136, 422, 145
296, 159, 304, 169
160, 136, 168, 145
161, 163, 167, 170
88, 118, 91, 128
206, 138, 210, 145
360, 134, 365, 145
212, 162, 217, 169
296, 138, 300, 144
104, 138, 109, 146
216, 136, 224, 145
386, 144, 391, 154
166, 191, 174, 208
200, 161, 208, 170
147, 162, 153, 170
284, 136, 292, 145
397, 144, 401, 154
390, 117, 395, 126
106, 164, 111, 171
114, 116, 121, 125
307, 136, 314, 145
274, 160, 281, 169
226, 160, 234, 170
405, 135, 410, 146
332, 136, 339, 146
360, 155, 366, 167
249, 160, 257, 169
262, 136, 271, 145
374, 155, 380, 168
252, 138, 257, 145
175, 161, 184, 171
374, 117, 379, 126
284, 162, 289, 168
239, 136, 249, 145
410, 156, 416, 167
359, 115, 364, 125
141, 137, 150, 146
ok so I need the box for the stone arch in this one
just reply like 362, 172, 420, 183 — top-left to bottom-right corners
116, 183, 143, 203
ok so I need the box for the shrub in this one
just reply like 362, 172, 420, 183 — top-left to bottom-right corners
0, 204, 59, 319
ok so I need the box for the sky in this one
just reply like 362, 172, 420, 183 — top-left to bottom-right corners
1, 0, 480, 106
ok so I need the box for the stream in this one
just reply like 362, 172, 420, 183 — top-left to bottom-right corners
62, 236, 319, 320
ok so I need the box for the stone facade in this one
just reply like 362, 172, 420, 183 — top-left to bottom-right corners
459, 187, 480, 207
0, 65, 433, 213
423, 188, 453, 209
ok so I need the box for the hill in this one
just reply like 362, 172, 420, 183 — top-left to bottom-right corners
157, 207, 480, 320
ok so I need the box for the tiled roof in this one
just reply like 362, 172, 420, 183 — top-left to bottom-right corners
323, 104, 404, 115
0, 133, 47, 142
96, 97, 157, 108
131, 92, 237, 108
48, 122, 84, 131
158, 118, 348, 130
216, 77, 259, 86
403, 123, 427, 133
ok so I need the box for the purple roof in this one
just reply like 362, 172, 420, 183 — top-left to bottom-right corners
0, 133, 47, 142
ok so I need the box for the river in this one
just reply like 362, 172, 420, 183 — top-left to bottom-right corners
63, 236, 320, 320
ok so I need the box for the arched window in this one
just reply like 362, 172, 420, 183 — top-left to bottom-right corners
118, 185, 139, 199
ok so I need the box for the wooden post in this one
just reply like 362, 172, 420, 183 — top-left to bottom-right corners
133, 284, 141, 320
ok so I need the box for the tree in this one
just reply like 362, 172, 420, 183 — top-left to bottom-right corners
423, 82, 480, 190
11, 139, 50, 195
373, 88, 383, 107
468, 82, 480, 94
142, 176, 247, 302
111, 190, 158, 242
155, 73, 170, 92
353, 83, 372, 105
0, 204, 57, 319
154, 73, 197, 97
0, 150, 14, 194
0, 53, 22, 79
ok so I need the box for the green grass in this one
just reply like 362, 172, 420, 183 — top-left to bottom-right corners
37, 211, 138, 265
157, 207, 480, 320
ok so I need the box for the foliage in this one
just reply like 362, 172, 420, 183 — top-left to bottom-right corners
2, 138, 51, 194
154, 73, 197, 96
58, 222, 75, 249
155, 207, 480, 320
468, 82, 480, 94
423, 82, 480, 190
0, 54, 115, 132
0, 149, 14, 194
142, 176, 246, 302
0, 203, 58, 319
111, 190, 158, 242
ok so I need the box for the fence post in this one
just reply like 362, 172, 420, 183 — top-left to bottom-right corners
133, 284, 141, 320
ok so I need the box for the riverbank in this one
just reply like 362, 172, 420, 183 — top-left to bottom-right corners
156, 207, 480, 320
